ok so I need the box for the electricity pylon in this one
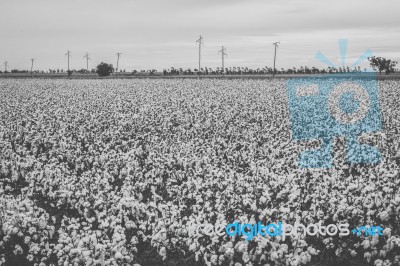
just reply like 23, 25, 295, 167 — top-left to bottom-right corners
196, 35, 204, 72
65, 50, 71, 78
30, 58, 35, 77
3, 61, 8, 77
84, 53, 91, 74
116, 53, 122, 77
273, 42, 280, 77
218, 46, 227, 73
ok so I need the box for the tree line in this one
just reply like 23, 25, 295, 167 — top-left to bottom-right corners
1, 56, 397, 76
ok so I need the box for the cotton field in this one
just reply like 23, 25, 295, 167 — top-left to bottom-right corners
1, 78, 400, 266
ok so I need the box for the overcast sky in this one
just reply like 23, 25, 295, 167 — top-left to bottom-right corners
1, 0, 399, 71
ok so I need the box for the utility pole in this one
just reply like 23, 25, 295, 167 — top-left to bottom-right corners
272, 42, 280, 77
30, 58, 35, 77
65, 50, 71, 78
3, 61, 8, 77
218, 46, 227, 74
83, 52, 90, 74
196, 35, 203, 73
116, 53, 122, 77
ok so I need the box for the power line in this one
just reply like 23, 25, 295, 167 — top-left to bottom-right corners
30, 58, 35, 77
65, 50, 71, 78
116, 53, 122, 77
273, 42, 280, 77
196, 35, 203, 72
83, 52, 91, 74
218, 46, 227, 73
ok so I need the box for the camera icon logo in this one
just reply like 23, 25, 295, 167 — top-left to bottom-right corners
287, 40, 382, 168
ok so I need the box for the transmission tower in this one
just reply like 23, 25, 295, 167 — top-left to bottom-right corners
3, 61, 8, 77
116, 53, 122, 77
30, 58, 35, 77
196, 35, 204, 72
218, 46, 227, 73
83, 52, 91, 74
65, 50, 71, 78
272, 42, 280, 77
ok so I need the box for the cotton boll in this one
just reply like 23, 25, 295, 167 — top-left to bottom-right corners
364, 252, 372, 263
383, 228, 391, 237
379, 211, 389, 221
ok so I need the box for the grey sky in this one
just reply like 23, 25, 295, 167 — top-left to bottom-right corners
1, 0, 399, 71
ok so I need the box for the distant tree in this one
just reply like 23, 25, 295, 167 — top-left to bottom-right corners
368, 56, 398, 74
96, 62, 114, 77
76, 69, 84, 74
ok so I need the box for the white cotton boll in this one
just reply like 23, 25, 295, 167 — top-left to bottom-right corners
362, 185, 375, 193
271, 251, 278, 261
280, 207, 290, 213
11, 227, 19, 235
383, 228, 391, 237
393, 196, 400, 205
291, 257, 300, 266
372, 249, 379, 257
364, 252, 372, 263
332, 213, 338, 222
386, 240, 395, 251
362, 240, 371, 249
375, 197, 382, 207
307, 247, 315, 255
383, 259, 392, 266
348, 183, 358, 191
280, 244, 288, 253
379, 250, 387, 258
82, 250, 91, 257
379, 211, 389, 221
260, 196, 267, 204
115, 252, 123, 259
